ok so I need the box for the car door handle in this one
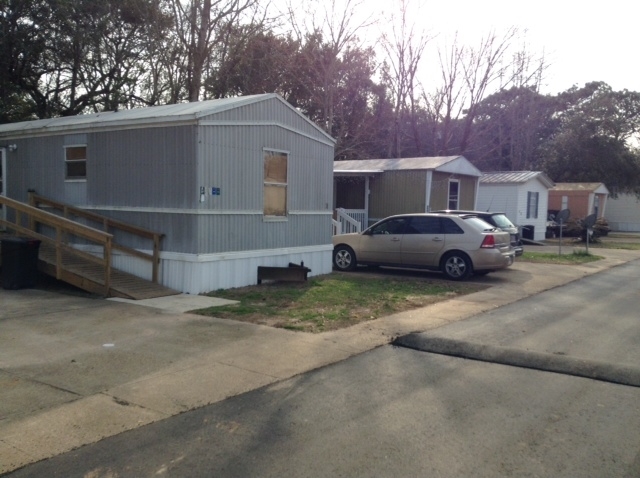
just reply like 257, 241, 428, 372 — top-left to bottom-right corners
391, 237, 400, 242
432, 237, 443, 242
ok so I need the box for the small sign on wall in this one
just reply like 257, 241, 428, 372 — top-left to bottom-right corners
199, 186, 221, 202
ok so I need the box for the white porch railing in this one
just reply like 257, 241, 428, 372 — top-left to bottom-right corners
332, 208, 365, 235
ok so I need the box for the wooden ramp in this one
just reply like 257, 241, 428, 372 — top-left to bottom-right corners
1, 194, 180, 300
38, 242, 180, 300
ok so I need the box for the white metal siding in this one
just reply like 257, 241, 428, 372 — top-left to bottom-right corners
167, 247, 332, 294
516, 180, 549, 241
476, 184, 519, 218
478, 180, 549, 240
107, 244, 332, 294
605, 194, 640, 231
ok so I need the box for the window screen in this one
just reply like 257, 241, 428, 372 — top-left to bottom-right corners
65, 146, 87, 180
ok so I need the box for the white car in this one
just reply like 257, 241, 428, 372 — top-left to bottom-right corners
332, 213, 515, 280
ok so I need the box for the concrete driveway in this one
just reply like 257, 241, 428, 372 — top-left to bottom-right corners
1, 245, 638, 474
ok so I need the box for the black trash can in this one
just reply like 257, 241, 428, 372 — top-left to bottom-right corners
1, 237, 41, 289
522, 225, 535, 241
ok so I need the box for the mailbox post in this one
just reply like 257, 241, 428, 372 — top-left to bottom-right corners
583, 213, 597, 254
556, 209, 570, 255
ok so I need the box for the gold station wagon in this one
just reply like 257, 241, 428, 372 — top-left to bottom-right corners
332, 213, 515, 280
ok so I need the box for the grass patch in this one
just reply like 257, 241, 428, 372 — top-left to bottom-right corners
519, 250, 603, 265
585, 242, 640, 251
193, 273, 485, 333
542, 237, 640, 251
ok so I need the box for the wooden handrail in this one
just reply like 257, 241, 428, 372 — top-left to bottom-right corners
1, 195, 114, 295
28, 193, 164, 283
29, 194, 161, 239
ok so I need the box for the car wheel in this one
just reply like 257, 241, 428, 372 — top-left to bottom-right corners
333, 245, 357, 271
441, 252, 472, 280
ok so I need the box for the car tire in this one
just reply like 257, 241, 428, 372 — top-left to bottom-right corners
333, 245, 357, 271
441, 251, 472, 280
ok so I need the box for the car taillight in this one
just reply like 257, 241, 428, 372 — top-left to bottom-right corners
480, 235, 496, 248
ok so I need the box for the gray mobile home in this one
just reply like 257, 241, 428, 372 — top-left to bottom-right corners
0, 94, 335, 293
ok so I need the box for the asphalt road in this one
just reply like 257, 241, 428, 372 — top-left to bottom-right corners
397, 258, 640, 387
5, 261, 640, 477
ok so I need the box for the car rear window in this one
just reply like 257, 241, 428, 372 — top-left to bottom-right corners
442, 217, 464, 234
463, 216, 496, 231
490, 214, 516, 228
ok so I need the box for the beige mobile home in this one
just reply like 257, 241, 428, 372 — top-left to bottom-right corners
333, 156, 482, 231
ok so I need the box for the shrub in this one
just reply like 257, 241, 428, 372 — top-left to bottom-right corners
565, 216, 610, 242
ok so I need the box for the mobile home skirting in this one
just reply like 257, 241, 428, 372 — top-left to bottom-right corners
109, 244, 333, 294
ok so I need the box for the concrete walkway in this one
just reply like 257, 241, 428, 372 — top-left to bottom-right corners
1, 246, 638, 474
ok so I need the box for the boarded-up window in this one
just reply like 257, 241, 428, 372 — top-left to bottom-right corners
264, 150, 287, 216
65, 146, 87, 180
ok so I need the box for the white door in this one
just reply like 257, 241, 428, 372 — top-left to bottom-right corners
0, 148, 6, 229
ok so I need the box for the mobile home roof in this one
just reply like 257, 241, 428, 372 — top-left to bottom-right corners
333, 156, 482, 177
480, 171, 555, 188
0, 93, 334, 143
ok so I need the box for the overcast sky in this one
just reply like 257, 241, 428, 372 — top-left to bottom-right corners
384, 0, 640, 95
278, 0, 640, 95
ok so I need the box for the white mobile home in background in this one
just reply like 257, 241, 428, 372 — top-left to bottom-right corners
604, 193, 640, 232
476, 171, 555, 241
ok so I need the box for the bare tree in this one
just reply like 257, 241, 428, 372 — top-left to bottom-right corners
423, 27, 547, 157
16, 0, 173, 117
422, 33, 466, 156
379, 0, 431, 158
168, 0, 262, 102
285, 0, 375, 133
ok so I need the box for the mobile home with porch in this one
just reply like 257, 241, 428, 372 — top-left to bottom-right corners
333, 156, 482, 231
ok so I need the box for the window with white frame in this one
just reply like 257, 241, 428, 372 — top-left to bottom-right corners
65, 145, 87, 180
527, 191, 539, 219
263, 150, 288, 216
448, 179, 459, 209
